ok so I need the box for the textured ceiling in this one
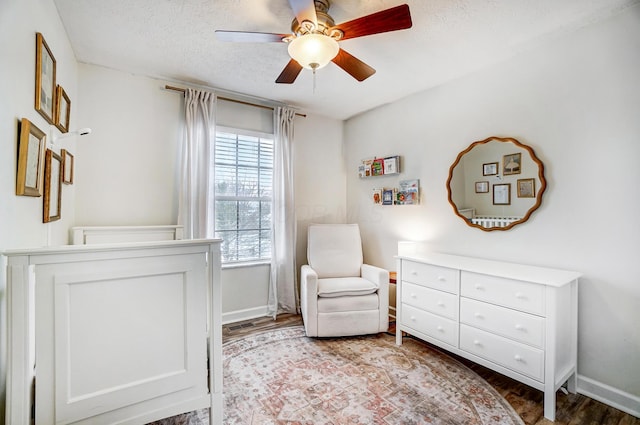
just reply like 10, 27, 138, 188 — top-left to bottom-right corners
54, 0, 637, 120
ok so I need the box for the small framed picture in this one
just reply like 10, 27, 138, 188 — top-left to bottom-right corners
517, 178, 535, 198
475, 181, 489, 193
382, 188, 394, 205
483, 162, 498, 176
61, 149, 74, 184
35, 32, 57, 124
372, 188, 382, 204
16, 118, 47, 196
493, 183, 511, 205
503, 152, 522, 175
55, 85, 71, 133
43, 149, 62, 222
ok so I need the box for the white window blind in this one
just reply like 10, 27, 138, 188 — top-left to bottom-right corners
214, 128, 273, 263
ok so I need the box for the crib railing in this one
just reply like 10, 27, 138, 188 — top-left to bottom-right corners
471, 216, 522, 227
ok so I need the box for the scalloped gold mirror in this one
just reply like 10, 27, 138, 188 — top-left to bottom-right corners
446, 136, 546, 231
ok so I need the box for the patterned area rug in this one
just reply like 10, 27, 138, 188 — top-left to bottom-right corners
151, 326, 523, 424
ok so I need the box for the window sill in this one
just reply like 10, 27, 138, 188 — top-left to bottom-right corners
221, 260, 271, 270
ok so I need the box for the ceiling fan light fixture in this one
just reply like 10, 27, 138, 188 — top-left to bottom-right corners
288, 33, 339, 70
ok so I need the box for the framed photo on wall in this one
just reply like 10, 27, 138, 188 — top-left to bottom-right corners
43, 149, 62, 222
483, 162, 498, 176
382, 188, 394, 205
372, 188, 382, 205
503, 152, 522, 175
35, 32, 57, 124
55, 85, 70, 133
16, 118, 47, 196
61, 149, 74, 184
493, 183, 511, 205
475, 181, 489, 193
517, 178, 535, 198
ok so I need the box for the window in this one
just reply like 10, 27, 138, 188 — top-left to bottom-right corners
214, 127, 273, 263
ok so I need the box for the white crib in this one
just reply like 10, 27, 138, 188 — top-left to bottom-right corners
4, 226, 222, 425
471, 216, 522, 228
70, 224, 184, 245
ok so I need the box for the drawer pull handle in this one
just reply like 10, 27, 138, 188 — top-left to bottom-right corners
514, 355, 524, 362
515, 292, 526, 299
437, 325, 444, 332
474, 284, 485, 290
473, 339, 482, 346
437, 300, 445, 307
437, 275, 446, 281
410, 316, 416, 321
411, 293, 417, 298
474, 313, 484, 319
411, 270, 418, 275
515, 324, 525, 331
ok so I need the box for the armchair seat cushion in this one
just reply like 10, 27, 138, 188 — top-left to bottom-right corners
317, 293, 379, 313
317, 277, 378, 298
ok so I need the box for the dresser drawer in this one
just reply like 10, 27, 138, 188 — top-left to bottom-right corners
460, 298, 544, 348
402, 282, 458, 320
460, 325, 544, 382
461, 271, 545, 315
401, 260, 459, 294
401, 304, 458, 347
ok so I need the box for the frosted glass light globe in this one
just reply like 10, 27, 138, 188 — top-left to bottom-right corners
288, 34, 339, 70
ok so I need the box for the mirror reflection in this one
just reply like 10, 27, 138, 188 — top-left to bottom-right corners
446, 136, 546, 231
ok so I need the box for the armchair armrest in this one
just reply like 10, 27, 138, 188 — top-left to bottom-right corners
300, 265, 319, 337
361, 264, 389, 288
362, 264, 390, 332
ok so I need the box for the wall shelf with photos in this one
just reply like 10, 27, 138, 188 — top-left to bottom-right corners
358, 155, 400, 177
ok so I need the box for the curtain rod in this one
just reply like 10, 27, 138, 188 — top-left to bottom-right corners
164, 85, 306, 118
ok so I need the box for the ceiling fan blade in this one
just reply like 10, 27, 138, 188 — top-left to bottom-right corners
215, 30, 289, 43
288, 0, 318, 27
276, 59, 304, 84
331, 49, 376, 82
333, 4, 412, 41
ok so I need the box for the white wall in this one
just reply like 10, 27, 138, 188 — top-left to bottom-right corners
294, 113, 347, 269
75, 64, 182, 226
75, 64, 346, 320
345, 4, 640, 414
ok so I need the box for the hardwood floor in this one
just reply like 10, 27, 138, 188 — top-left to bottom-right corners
223, 314, 639, 425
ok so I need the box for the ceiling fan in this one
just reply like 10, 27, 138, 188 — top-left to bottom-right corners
215, 0, 412, 84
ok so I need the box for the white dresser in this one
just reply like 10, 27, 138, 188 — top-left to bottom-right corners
395, 252, 581, 422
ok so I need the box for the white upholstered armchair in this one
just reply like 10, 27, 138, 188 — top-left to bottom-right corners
300, 223, 389, 337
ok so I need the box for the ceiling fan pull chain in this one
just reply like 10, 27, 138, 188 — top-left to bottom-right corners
311, 64, 318, 94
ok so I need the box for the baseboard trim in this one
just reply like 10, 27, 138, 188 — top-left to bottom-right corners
222, 306, 269, 325
577, 375, 640, 418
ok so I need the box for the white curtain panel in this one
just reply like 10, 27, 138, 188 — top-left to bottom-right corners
268, 107, 299, 317
178, 88, 216, 239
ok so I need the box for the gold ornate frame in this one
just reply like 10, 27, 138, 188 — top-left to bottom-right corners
43, 149, 62, 222
16, 118, 47, 196
35, 32, 57, 124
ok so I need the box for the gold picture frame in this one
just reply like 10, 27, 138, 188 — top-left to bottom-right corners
493, 183, 511, 205
43, 149, 62, 222
503, 152, 522, 175
35, 32, 57, 124
475, 181, 489, 193
55, 85, 70, 133
61, 149, 74, 184
16, 118, 47, 196
482, 162, 498, 176
517, 178, 536, 198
